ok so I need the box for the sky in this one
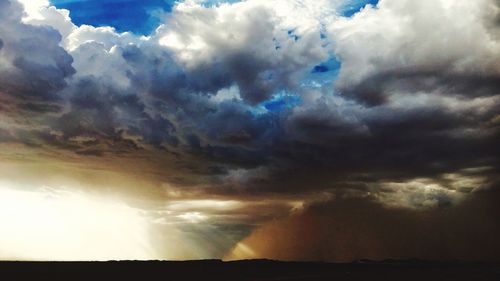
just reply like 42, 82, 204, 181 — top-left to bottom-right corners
0, 0, 499, 261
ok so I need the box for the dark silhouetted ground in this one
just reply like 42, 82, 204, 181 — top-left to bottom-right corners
0, 259, 499, 281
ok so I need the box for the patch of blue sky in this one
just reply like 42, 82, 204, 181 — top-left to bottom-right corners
50, 0, 177, 34
287, 29, 301, 42
303, 57, 341, 88
311, 58, 341, 74
261, 91, 302, 114
340, 0, 379, 17
252, 57, 340, 116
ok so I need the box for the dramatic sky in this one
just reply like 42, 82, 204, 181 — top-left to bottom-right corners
0, 0, 499, 261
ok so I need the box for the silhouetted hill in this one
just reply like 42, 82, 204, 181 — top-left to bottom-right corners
0, 259, 498, 281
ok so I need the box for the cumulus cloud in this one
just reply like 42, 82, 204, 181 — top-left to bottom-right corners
330, 0, 500, 105
0, 0, 74, 123
155, 0, 334, 104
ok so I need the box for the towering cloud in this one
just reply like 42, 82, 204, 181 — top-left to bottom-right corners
0, 0, 74, 114
331, 0, 500, 105
156, 0, 335, 104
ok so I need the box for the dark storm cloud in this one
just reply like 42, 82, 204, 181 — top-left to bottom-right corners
97, 43, 283, 157
215, 92, 499, 198
338, 69, 500, 106
188, 52, 293, 105
0, 0, 75, 152
207, 0, 500, 199
0, 0, 75, 108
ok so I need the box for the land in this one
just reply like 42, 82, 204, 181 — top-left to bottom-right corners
0, 259, 499, 281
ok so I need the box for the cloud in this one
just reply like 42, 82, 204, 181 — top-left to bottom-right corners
0, 0, 75, 141
15, 0, 49, 20
155, 0, 334, 104
0, 0, 75, 100
330, 0, 500, 105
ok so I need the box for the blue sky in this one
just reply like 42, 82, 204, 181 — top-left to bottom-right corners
340, 0, 379, 17
51, 0, 176, 34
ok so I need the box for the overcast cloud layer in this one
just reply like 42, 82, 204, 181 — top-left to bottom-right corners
0, 0, 499, 261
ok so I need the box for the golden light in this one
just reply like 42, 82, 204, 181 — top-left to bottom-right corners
177, 212, 208, 223
224, 242, 257, 261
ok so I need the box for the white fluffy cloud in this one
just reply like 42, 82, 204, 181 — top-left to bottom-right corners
330, 0, 500, 90
7, 0, 345, 105
18, 0, 500, 102
154, 0, 337, 103
16, 0, 49, 20
157, 0, 336, 67
15, 1, 149, 92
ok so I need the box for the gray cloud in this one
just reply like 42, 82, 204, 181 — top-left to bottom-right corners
330, 0, 500, 105
0, 0, 75, 105
154, 0, 331, 104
